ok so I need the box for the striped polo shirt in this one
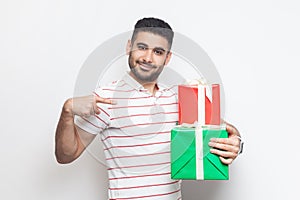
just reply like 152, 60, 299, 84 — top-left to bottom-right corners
75, 72, 181, 200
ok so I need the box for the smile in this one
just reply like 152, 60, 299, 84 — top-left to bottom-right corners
138, 62, 156, 71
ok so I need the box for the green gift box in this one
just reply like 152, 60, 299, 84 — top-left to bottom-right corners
171, 126, 229, 180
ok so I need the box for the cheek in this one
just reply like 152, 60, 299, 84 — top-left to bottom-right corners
130, 50, 144, 59
155, 56, 168, 65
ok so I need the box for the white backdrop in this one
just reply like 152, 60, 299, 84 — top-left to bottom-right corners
1, 0, 299, 200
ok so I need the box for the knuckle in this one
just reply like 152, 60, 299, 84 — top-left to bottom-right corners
234, 138, 240, 145
232, 152, 238, 158
221, 144, 227, 149
233, 146, 240, 153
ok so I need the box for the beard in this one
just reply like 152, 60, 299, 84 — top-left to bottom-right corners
128, 53, 165, 83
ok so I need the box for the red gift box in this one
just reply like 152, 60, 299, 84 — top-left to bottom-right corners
178, 84, 221, 125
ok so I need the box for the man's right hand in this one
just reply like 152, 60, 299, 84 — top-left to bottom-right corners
55, 94, 115, 164
63, 95, 115, 118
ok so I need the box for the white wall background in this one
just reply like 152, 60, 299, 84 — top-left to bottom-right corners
1, 0, 299, 199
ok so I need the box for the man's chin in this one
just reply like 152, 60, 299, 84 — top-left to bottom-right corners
136, 75, 156, 83
130, 67, 161, 82
132, 73, 156, 82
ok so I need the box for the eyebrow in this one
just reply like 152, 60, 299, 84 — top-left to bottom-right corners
136, 42, 166, 52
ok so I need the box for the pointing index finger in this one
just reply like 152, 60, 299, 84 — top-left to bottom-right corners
94, 95, 117, 105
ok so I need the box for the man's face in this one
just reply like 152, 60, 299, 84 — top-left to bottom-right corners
127, 31, 172, 83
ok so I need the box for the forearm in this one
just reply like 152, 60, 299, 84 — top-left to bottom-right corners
55, 99, 80, 163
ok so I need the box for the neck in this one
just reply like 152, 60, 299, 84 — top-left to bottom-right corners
129, 72, 158, 95
142, 82, 159, 95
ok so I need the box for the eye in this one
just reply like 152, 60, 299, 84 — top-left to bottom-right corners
137, 45, 147, 50
154, 49, 164, 55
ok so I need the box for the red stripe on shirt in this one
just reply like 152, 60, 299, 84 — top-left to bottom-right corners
102, 131, 169, 142
106, 151, 170, 161
158, 93, 177, 98
107, 161, 170, 171
103, 141, 170, 151
109, 172, 170, 180
97, 106, 110, 117
109, 93, 176, 100
109, 96, 151, 100
108, 102, 177, 110
80, 117, 103, 130
110, 112, 178, 120
95, 115, 109, 126
92, 92, 111, 117
119, 121, 177, 129
102, 88, 136, 92
109, 180, 179, 190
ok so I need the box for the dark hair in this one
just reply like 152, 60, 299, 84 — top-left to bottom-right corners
131, 17, 174, 50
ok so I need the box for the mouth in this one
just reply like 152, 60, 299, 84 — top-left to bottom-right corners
137, 61, 156, 71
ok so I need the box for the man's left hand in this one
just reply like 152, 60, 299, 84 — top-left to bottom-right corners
208, 122, 242, 165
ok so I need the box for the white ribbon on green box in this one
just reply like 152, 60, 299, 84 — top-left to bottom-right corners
195, 126, 204, 179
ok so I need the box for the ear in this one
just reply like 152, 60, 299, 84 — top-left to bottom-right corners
164, 51, 172, 66
126, 40, 132, 55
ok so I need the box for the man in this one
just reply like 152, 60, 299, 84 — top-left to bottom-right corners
55, 17, 242, 199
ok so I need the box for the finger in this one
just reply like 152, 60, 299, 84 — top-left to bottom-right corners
210, 137, 228, 144
90, 97, 100, 115
93, 103, 100, 115
210, 137, 239, 146
210, 148, 238, 158
94, 95, 117, 105
214, 137, 240, 147
209, 140, 240, 153
219, 157, 234, 165
94, 109, 100, 115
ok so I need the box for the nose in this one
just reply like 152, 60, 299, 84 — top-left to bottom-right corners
142, 49, 153, 63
